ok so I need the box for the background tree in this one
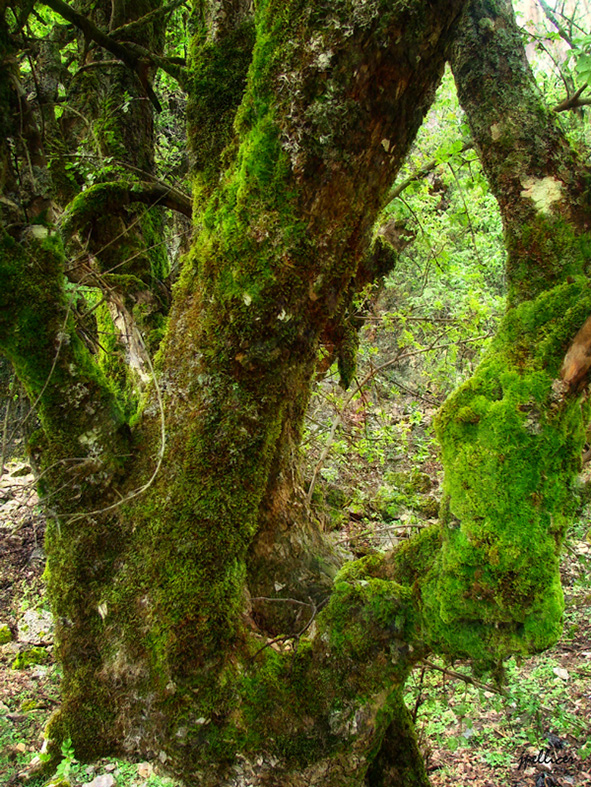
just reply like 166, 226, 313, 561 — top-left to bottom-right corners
1, 0, 590, 785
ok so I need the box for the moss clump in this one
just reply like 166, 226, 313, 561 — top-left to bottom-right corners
0, 623, 13, 644
321, 554, 421, 671
60, 182, 133, 238
12, 646, 50, 669
423, 275, 591, 664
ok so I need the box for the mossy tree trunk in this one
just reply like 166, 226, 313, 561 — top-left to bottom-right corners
418, 0, 591, 666
4, 0, 591, 785
33, 1, 466, 783
61, 0, 170, 395
0, 14, 134, 759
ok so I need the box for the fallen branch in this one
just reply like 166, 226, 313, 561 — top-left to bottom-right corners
422, 659, 506, 696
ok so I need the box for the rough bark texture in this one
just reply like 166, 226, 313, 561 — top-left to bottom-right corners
419, 0, 591, 668
33, 1, 467, 783
3, 0, 591, 785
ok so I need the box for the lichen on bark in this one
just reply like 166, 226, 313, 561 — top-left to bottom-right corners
36, 0, 468, 779
8, 0, 591, 784
418, 0, 591, 668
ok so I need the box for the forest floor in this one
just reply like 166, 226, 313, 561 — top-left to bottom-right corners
0, 457, 590, 787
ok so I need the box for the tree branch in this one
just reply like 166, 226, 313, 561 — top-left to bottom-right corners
130, 182, 192, 217
110, 0, 187, 40
554, 85, 591, 112
386, 141, 473, 204
38, 0, 188, 107
537, 0, 574, 47
62, 182, 192, 242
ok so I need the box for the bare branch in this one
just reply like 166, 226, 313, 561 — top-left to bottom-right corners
422, 659, 506, 696
537, 0, 574, 46
386, 142, 473, 204
554, 85, 591, 112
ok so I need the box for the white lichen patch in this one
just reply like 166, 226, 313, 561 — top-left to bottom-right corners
18, 608, 54, 644
520, 175, 563, 214
490, 122, 502, 141
78, 428, 100, 447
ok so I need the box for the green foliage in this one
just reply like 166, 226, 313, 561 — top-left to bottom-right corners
570, 34, 591, 87
0, 624, 12, 645
45, 738, 78, 784
12, 647, 50, 670
304, 66, 504, 546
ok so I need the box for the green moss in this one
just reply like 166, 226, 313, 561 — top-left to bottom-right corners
0, 229, 132, 760
141, 207, 169, 281
188, 20, 256, 208
12, 646, 50, 669
422, 275, 591, 665
0, 623, 13, 644
337, 321, 359, 390
45, 670, 119, 762
321, 555, 419, 667
61, 182, 132, 237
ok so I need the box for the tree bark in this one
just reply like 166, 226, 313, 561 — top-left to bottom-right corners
417, 0, 591, 668
31, 0, 467, 782
59, 0, 171, 391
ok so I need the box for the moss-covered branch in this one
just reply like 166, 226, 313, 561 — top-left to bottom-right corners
61, 181, 192, 233
187, 3, 256, 208
450, 0, 591, 303
412, 0, 591, 669
110, 0, 187, 41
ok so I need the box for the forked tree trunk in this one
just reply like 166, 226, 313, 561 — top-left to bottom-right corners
36, 1, 466, 783
2, 0, 591, 785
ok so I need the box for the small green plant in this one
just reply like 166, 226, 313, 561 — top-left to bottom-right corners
55, 739, 77, 782
482, 750, 513, 768
0, 624, 12, 645
39, 738, 77, 785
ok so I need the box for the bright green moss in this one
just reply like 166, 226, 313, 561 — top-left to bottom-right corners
141, 207, 169, 281
61, 182, 133, 238
12, 646, 50, 669
424, 273, 591, 664
0, 623, 13, 644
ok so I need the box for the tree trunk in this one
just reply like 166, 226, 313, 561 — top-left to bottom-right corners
419, 0, 591, 668
60, 0, 170, 391
31, 1, 466, 783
